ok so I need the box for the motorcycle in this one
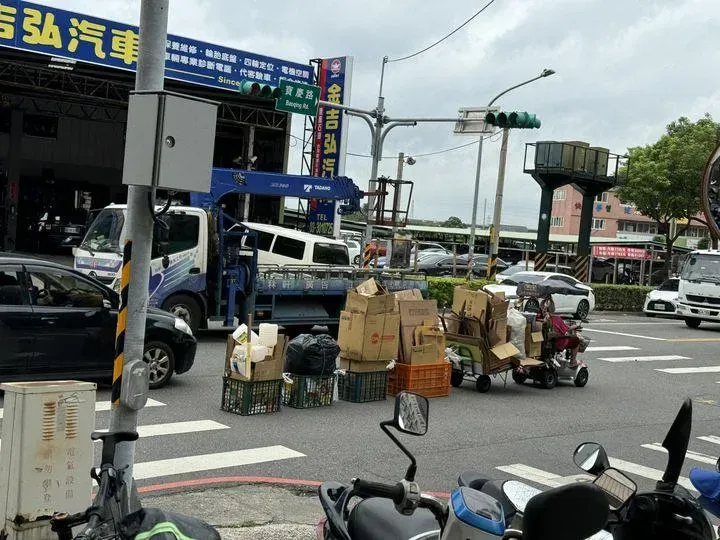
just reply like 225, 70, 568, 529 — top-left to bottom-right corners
572, 398, 717, 540
317, 390, 610, 540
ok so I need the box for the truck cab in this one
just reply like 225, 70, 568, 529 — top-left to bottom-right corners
676, 249, 720, 328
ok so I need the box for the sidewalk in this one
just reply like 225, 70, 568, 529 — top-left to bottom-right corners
142, 484, 324, 539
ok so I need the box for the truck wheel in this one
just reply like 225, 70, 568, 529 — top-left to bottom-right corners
163, 294, 202, 334
685, 318, 701, 329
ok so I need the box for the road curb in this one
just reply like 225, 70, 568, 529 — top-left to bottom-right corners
138, 475, 450, 499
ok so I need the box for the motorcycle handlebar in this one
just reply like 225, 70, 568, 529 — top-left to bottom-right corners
353, 479, 405, 505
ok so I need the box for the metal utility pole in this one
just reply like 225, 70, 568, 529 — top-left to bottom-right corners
110, 0, 169, 511
482, 69, 556, 280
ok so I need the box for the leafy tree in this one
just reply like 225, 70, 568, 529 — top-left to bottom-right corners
443, 216, 465, 228
617, 114, 720, 275
697, 236, 710, 250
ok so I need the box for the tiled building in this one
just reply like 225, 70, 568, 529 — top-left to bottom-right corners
550, 187, 710, 248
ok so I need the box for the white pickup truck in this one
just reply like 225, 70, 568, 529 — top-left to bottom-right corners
676, 249, 720, 328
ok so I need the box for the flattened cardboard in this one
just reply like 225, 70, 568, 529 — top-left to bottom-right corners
452, 287, 488, 320
225, 334, 287, 382
399, 300, 438, 327
525, 328, 544, 358
488, 318, 508, 347
338, 311, 400, 362
440, 312, 483, 338
520, 357, 544, 368
487, 291, 509, 320
407, 343, 440, 365
489, 342, 520, 363
420, 327, 446, 362
393, 288, 423, 311
338, 357, 390, 373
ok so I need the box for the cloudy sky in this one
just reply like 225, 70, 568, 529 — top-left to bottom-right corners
37, 0, 720, 227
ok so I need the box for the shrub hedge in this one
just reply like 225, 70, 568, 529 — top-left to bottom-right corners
426, 277, 653, 313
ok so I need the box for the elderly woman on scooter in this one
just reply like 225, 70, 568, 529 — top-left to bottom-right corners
541, 298, 581, 367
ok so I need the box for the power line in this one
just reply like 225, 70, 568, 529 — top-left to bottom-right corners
347, 131, 502, 159
387, 0, 498, 63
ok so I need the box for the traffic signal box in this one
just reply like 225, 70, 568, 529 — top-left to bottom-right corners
485, 111, 541, 129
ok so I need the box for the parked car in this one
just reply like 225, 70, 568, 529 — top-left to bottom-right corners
643, 277, 679, 318
484, 271, 595, 320
0, 254, 197, 388
496, 261, 535, 283
345, 238, 362, 266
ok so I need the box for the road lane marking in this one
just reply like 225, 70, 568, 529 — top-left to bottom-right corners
0, 398, 166, 420
642, 443, 717, 465
582, 328, 666, 341
609, 458, 695, 491
496, 464, 593, 487
96, 420, 230, 438
133, 445, 306, 480
590, 322, 679, 326
586, 346, 640, 352
597, 355, 691, 363
698, 435, 720, 446
656, 366, 720, 374
667, 338, 720, 342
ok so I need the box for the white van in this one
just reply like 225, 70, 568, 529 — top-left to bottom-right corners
239, 222, 350, 267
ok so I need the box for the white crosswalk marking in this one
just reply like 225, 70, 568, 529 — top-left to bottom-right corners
0, 398, 166, 420
496, 464, 593, 487
698, 435, 720, 446
609, 457, 695, 491
641, 443, 717, 465
96, 420, 230, 438
133, 445, 306, 480
597, 355, 690, 363
656, 366, 720, 374
585, 346, 640, 352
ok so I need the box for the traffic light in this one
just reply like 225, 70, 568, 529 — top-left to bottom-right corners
485, 111, 541, 129
239, 79, 282, 99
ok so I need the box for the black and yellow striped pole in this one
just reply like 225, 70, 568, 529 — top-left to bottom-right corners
534, 252, 549, 272
111, 240, 132, 407
485, 224, 500, 280
363, 242, 374, 269
573, 254, 590, 284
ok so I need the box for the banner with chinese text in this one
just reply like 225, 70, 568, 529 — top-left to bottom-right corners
592, 245, 651, 260
0, 1, 312, 92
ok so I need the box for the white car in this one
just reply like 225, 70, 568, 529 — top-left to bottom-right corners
345, 239, 362, 266
484, 271, 595, 320
496, 262, 535, 283
643, 278, 679, 317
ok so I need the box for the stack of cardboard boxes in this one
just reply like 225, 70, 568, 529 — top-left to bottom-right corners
445, 286, 521, 373
337, 279, 401, 372
397, 297, 445, 365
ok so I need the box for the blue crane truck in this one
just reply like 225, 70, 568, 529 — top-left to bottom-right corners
73, 168, 427, 334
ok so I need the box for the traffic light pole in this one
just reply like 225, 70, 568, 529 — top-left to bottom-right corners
109, 0, 169, 513
486, 127, 509, 279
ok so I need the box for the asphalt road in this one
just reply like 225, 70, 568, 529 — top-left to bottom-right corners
3, 311, 720, 500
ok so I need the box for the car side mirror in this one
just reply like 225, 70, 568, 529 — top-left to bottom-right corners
573, 442, 611, 475
393, 391, 429, 436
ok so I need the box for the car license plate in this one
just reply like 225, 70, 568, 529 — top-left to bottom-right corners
654, 304, 666, 311
65, 227, 79, 234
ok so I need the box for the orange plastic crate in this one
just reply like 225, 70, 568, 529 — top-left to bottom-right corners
387, 362, 451, 398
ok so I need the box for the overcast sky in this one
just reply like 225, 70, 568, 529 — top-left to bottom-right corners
38, 0, 720, 228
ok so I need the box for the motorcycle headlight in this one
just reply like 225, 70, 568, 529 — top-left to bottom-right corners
174, 317, 193, 336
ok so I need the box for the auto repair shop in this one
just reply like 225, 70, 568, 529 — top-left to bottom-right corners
0, 0, 314, 252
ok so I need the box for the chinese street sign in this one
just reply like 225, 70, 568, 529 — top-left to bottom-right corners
275, 79, 320, 116
592, 245, 651, 260
306, 199, 334, 236
0, 0, 312, 93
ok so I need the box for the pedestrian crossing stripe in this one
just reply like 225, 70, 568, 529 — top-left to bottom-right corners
597, 355, 691, 363
585, 346, 639, 352
0, 398, 166, 420
642, 443, 717, 465
656, 366, 720, 374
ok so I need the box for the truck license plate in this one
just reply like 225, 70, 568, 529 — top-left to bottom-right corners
699, 308, 711, 316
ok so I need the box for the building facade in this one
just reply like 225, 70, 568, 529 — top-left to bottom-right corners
550, 187, 710, 248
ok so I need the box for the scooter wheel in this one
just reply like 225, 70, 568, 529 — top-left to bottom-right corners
512, 371, 528, 385
574, 367, 589, 388
541, 369, 558, 390
451, 369, 464, 388
476, 375, 491, 393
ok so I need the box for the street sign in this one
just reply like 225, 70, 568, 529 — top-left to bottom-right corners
276, 79, 321, 116
454, 107, 499, 135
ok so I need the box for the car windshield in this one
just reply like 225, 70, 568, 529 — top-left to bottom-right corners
81, 208, 125, 253
658, 279, 679, 292
502, 273, 547, 286
501, 265, 531, 277
680, 254, 720, 283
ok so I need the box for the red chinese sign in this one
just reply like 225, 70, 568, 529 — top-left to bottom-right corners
592, 245, 651, 260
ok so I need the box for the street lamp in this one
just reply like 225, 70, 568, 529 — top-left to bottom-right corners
466, 68, 556, 278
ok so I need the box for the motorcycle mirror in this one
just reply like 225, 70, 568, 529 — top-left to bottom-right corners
593, 468, 637, 511
523, 482, 609, 540
660, 398, 692, 489
393, 391, 429, 436
573, 442, 610, 475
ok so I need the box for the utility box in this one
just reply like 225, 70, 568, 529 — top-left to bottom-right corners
122, 90, 220, 193
0, 381, 96, 540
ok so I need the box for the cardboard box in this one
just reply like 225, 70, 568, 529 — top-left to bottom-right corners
339, 357, 389, 373
440, 312, 483, 337
338, 310, 400, 362
393, 288, 423, 311
488, 342, 521, 371
225, 334, 287, 382
487, 291, 509, 320
407, 343, 441, 365
344, 278, 395, 316
524, 326, 544, 358
452, 287, 489, 320
488, 318, 508, 347
398, 300, 439, 361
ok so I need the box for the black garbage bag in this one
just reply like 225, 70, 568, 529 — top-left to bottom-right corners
119, 507, 221, 540
286, 333, 339, 375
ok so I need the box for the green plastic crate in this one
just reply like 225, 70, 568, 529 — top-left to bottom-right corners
283, 374, 335, 409
221, 377, 283, 416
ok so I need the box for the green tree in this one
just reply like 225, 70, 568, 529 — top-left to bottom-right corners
443, 216, 465, 228
697, 236, 710, 250
616, 114, 720, 275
